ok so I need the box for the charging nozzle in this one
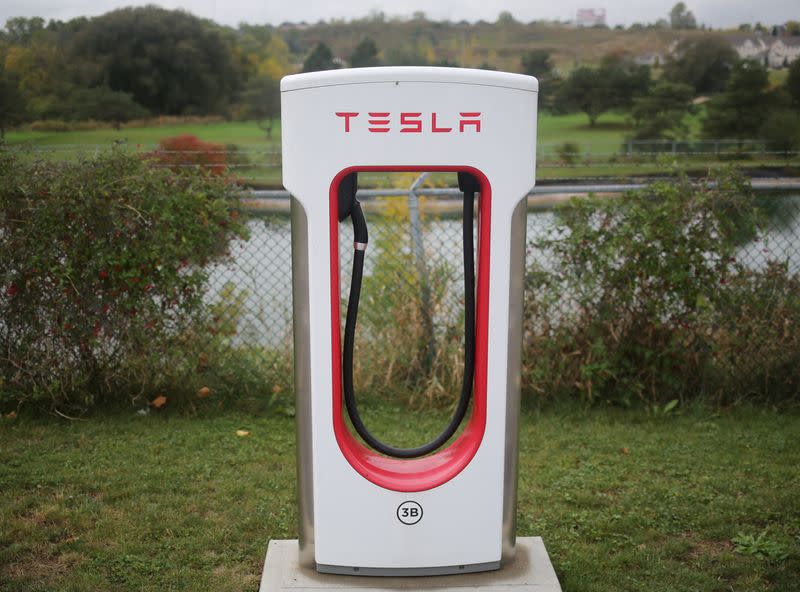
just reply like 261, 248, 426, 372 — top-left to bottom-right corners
457, 172, 481, 194
337, 172, 359, 223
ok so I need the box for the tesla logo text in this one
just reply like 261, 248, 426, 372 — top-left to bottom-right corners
335, 112, 481, 133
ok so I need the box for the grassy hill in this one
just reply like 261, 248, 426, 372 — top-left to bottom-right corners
280, 18, 718, 73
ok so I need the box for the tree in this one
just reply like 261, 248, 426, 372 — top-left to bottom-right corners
63, 86, 149, 126
631, 81, 695, 139
702, 60, 771, 138
558, 56, 649, 126
497, 11, 516, 25
3, 43, 72, 119
669, 3, 697, 29
558, 67, 604, 125
69, 7, 240, 115
3, 17, 45, 45
760, 109, 800, 155
663, 35, 739, 95
521, 50, 559, 111
302, 42, 338, 72
349, 38, 380, 68
242, 75, 280, 138
787, 59, 800, 109
0, 63, 25, 137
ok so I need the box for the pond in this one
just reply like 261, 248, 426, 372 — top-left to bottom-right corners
207, 194, 800, 347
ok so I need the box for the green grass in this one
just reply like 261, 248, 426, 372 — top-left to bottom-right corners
3, 111, 797, 186
1, 404, 798, 591
5, 121, 281, 150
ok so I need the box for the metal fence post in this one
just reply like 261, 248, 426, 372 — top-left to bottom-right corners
407, 172, 437, 370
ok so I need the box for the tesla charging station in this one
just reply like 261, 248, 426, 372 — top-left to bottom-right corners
278, 67, 541, 578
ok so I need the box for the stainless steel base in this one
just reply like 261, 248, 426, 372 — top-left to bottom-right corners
316, 560, 500, 577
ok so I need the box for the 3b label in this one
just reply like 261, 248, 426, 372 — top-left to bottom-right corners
396, 501, 423, 525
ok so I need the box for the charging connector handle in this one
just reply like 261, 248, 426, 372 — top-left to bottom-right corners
342, 173, 477, 459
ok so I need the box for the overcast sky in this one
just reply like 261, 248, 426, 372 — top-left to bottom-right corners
1, 0, 796, 30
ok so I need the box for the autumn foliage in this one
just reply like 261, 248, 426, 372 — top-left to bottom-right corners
152, 134, 227, 175
0, 151, 246, 413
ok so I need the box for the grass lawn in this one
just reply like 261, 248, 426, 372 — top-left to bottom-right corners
6, 110, 795, 186
1, 404, 798, 591
4, 121, 281, 150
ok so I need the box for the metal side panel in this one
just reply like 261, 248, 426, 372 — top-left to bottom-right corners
291, 197, 315, 568
501, 196, 527, 564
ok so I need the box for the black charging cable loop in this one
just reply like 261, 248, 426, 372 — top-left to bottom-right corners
342, 173, 477, 459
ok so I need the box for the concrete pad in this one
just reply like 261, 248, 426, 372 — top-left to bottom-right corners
259, 537, 562, 591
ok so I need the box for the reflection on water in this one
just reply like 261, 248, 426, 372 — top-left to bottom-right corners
207, 195, 800, 347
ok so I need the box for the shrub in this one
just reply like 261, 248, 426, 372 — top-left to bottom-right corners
760, 109, 800, 156
151, 134, 227, 175
0, 151, 247, 413
555, 142, 580, 166
62, 87, 150, 125
523, 168, 800, 407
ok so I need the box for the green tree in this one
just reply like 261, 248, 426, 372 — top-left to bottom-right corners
631, 81, 695, 139
0, 62, 25, 137
69, 7, 240, 115
242, 75, 280, 138
760, 109, 800, 154
521, 50, 559, 111
557, 56, 649, 126
302, 42, 338, 72
62, 86, 149, 126
702, 60, 771, 138
669, 2, 697, 29
663, 35, 739, 95
497, 11, 516, 25
3, 17, 45, 45
787, 59, 800, 109
558, 67, 604, 125
349, 38, 380, 68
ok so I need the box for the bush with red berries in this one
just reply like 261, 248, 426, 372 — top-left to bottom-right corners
0, 150, 247, 413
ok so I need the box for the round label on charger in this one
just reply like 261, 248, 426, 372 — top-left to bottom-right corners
396, 501, 423, 525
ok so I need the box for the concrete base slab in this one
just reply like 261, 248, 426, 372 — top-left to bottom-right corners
259, 537, 561, 591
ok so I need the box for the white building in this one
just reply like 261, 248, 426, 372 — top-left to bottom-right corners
576, 8, 606, 28
767, 38, 800, 68
727, 35, 770, 61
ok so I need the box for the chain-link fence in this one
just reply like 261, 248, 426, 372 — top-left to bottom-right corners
204, 178, 800, 406
4, 141, 798, 180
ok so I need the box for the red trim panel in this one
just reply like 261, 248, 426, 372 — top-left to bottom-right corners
329, 165, 491, 492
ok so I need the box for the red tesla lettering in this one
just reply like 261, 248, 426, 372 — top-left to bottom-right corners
335, 112, 359, 132
431, 113, 452, 133
459, 112, 481, 132
400, 112, 422, 133
368, 112, 390, 133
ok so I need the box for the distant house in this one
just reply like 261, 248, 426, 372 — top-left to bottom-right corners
723, 34, 799, 68
727, 35, 770, 62
635, 52, 663, 67
576, 8, 606, 28
768, 38, 800, 68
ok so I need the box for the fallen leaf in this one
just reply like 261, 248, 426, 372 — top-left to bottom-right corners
197, 386, 211, 399
236, 430, 250, 437
620, 447, 630, 455
4, 411, 17, 419
150, 395, 167, 409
